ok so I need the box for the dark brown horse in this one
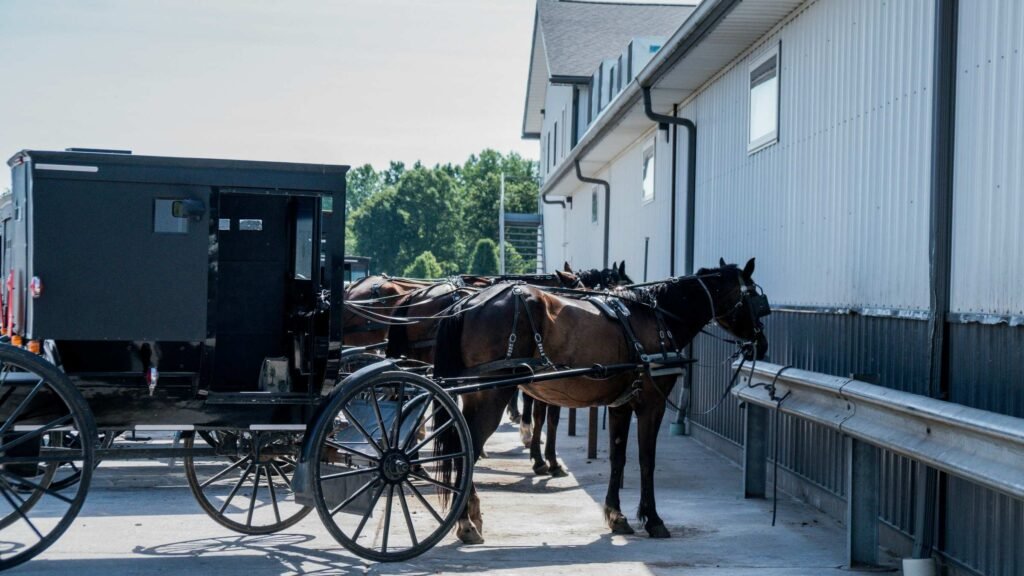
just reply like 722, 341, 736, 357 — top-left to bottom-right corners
342, 275, 435, 347
385, 272, 581, 364
433, 259, 769, 544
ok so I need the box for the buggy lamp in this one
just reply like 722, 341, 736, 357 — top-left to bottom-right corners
10, 335, 22, 347
29, 276, 43, 298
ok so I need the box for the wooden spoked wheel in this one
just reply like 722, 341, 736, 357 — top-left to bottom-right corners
0, 344, 96, 570
183, 429, 313, 535
309, 370, 473, 562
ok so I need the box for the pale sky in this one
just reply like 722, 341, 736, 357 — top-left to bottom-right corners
0, 0, 542, 170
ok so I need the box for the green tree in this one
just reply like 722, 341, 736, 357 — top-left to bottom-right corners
469, 239, 500, 275
403, 251, 443, 278
350, 188, 408, 274
352, 166, 464, 274
460, 150, 539, 260
503, 243, 534, 274
346, 164, 382, 215
382, 160, 406, 186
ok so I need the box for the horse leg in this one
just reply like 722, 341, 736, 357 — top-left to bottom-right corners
545, 404, 567, 477
530, 398, 549, 474
636, 398, 670, 538
506, 388, 521, 424
520, 392, 534, 446
454, 388, 515, 545
604, 404, 634, 534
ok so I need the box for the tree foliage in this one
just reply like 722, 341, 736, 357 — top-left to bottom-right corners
469, 239, 500, 275
403, 251, 443, 278
346, 150, 539, 276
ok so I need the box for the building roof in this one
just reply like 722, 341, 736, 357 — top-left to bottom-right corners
538, 0, 805, 199
522, 0, 696, 138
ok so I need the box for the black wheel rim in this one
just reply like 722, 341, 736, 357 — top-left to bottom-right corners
0, 345, 95, 570
312, 371, 472, 562
184, 430, 312, 535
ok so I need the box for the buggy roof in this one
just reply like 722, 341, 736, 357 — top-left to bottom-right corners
8, 149, 348, 193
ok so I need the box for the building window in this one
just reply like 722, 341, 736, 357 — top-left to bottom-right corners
553, 121, 559, 164
591, 188, 599, 224
748, 43, 780, 152
641, 140, 655, 204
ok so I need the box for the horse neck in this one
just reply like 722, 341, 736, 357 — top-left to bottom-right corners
651, 279, 717, 345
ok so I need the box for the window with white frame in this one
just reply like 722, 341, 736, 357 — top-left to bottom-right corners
748, 43, 780, 152
641, 140, 655, 204
591, 187, 599, 224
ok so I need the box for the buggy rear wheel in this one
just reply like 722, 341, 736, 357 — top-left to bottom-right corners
309, 370, 472, 562
0, 344, 96, 570
183, 429, 312, 534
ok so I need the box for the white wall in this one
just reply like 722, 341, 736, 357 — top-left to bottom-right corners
951, 0, 1024, 316
677, 0, 935, 310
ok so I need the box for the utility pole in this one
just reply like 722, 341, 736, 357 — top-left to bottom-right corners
499, 172, 506, 275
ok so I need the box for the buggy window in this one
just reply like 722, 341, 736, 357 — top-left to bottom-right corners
293, 200, 315, 280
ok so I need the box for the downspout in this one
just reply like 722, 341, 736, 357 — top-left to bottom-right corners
917, 0, 959, 561
642, 85, 697, 436
642, 86, 696, 276
575, 160, 611, 268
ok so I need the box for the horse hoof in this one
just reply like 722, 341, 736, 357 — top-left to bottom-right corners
549, 466, 568, 478
646, 523, 671, 539
608, 517, 635, 535
479, 450, 488, 459
457, 526, 485, 545
520, 426, 533, 447
533, 462, 550, 475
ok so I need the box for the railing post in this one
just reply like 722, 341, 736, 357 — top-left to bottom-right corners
568, 408, 577, 436
743, 403, 768, 498
846, 437, 880, 568
587, 406, 598, 459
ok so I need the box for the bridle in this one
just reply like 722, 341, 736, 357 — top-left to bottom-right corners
697, 273, 771, 338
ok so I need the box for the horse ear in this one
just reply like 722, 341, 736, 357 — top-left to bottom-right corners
719, 257, 727, 268
743, 258, 756, 278
555, 270, 575, 285
563, 261, 572, 272
618, 261, 625, 274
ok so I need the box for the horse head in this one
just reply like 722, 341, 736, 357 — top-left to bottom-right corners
695, 258, 770, 360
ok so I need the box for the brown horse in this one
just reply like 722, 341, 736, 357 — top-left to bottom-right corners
433, 259, 769, 544
519, 261, 635, 477
342, 275, 435, 347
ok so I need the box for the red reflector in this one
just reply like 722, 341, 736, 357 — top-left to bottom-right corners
29, 277, 42, 298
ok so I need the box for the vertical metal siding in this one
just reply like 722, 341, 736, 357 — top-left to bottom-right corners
680, 0, 933, 311
951, 0, 1024, 316
944, 476, 1024, 576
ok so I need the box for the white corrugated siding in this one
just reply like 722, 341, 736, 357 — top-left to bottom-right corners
951, 0, 1024, 316
682, 0, 934, 310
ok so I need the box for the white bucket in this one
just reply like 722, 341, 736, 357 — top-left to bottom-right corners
902, 558, 936, 576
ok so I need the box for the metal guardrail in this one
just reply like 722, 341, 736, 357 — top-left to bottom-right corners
732, 360, 1024, 500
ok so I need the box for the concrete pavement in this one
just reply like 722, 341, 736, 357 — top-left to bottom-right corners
11, 413, 848, 575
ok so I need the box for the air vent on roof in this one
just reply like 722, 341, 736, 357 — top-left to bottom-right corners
65, 148, 133, 155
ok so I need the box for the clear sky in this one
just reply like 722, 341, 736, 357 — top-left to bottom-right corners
0, 0, 541, 170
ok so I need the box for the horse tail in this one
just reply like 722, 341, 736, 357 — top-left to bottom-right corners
384, 303, 410, 359
431, 312, 466, 506
432, 312, 465, 379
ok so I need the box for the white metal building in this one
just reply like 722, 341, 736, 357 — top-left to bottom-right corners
523, 1, 1024, 574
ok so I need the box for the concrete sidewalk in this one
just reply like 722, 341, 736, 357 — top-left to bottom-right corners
12, 414, 847, 575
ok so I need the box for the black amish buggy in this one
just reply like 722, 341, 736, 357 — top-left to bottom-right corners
0, 150, 475, 568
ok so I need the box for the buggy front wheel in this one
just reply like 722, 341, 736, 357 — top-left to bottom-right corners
0, 344, 96, 570
309, 370, 472, 562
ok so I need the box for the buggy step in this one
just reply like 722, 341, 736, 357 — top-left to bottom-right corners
201, 391, 318, 406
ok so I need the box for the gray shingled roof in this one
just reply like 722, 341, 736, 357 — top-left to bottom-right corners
539, 0, 695, 78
